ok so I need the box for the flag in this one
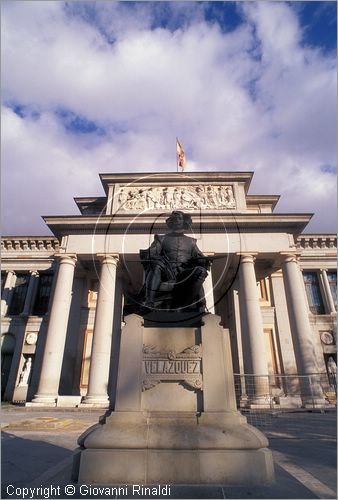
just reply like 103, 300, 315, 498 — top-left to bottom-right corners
176, 138, 186, 170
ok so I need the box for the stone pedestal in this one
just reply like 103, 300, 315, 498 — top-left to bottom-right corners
74, 314, 274, 485
12, 385, 29, 404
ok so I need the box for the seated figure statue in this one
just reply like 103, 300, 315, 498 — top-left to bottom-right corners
140, 211, 210, 312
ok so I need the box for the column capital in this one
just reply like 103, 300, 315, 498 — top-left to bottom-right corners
280, 252, 301, 264
54, 254, 77, 266
30, 270, 39, 276
96, 253, 119, 266
237, 253, 258, 264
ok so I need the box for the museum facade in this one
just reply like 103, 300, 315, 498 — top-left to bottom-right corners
1, 172, 337, 408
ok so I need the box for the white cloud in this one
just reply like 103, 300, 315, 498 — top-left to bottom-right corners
1, 1, 336, 234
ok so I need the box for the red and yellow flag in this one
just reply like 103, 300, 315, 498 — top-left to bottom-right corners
176, 138, 186, 171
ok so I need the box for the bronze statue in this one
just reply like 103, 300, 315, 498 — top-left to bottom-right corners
140, 211, 210, 312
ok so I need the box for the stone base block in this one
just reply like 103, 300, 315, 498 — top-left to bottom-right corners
77, 448, 274, 486
303, 401, 330, 409
80, 396, 109, 408
56, 396, 82, 407
79, 402, 109, 409
239, 396, 272, 409
278, 396, 302, 408
12, 386, 28, 404
26, 401, 56, 407
29, 394, 57, 406
75, 411, 274, 486
245, 403, 272, 409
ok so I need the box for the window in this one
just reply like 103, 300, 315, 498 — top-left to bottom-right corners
263, 328, 280, 388
32, 274, 53, 316
327, 271, 337, 310
303, 272, 325, 315
8, 274, 29, 315
259, 279, 269, 302
80, 329, 93, 390
264, 328, 279, 379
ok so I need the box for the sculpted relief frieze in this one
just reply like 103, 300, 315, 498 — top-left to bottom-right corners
142, 344, 202, 391
118, 185, 236, 211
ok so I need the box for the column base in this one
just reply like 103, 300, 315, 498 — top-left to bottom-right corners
239, 395, 249, 408
246, 403, 272, 409
302, 399, 330, 409
277, 396, 302, 409
240, 396, 271, 409
81, 395, 109, 408
29, 394, 57, 406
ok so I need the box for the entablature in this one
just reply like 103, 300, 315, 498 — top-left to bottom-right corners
42, 213, 312, 238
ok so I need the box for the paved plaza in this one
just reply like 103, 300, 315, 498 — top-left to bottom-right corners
1, 406, 337, 499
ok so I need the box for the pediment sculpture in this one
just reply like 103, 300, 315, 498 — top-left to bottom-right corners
118, 185, 236, 211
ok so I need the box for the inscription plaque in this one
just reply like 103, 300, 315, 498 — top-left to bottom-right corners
142, 344, 202, 391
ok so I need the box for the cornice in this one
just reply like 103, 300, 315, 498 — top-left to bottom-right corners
246, 195, 280, 209
42, 212, 313, 237
73, 197, 106, 214
99, 171, 254, 194
0, 258, 56, 270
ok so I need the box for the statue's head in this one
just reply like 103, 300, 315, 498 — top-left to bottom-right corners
166, 211, 192, 231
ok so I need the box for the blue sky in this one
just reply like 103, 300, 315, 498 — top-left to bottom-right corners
1, 1, 336, 234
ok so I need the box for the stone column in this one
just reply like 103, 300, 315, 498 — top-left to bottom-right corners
232, 287, 248, 405
270, 272, 302, 405
238, 254, 269, 404
83, 254, 119, 406
203, 269, 215, 314
21, 271, 39, 317
1, 270, 15, 317
31, 254, 77, 405
282, 254, 325, 406
321, 269, 336, 314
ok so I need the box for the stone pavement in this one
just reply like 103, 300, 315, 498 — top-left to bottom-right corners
1, 406, 336, 499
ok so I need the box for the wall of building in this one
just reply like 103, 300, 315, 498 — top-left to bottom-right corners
1, 235, 336, 407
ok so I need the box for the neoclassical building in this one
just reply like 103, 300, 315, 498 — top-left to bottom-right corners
1, 172, 336, 408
